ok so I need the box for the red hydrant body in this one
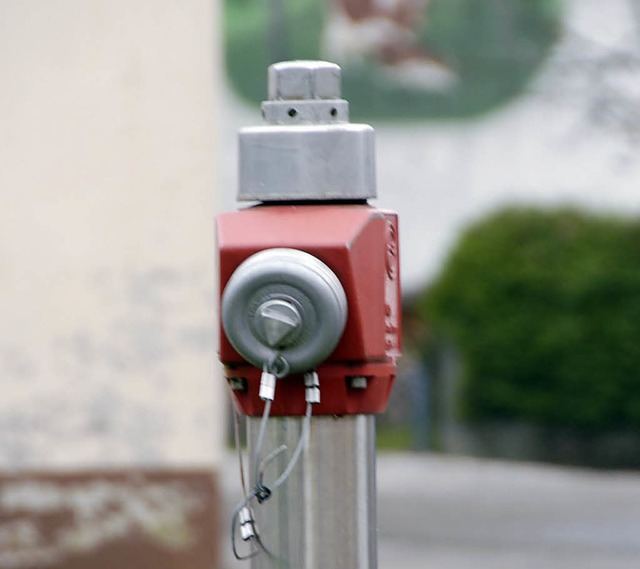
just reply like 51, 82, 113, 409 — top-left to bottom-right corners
218, 204, 400, 416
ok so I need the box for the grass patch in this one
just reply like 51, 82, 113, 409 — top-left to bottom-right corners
376, 425, 413, 451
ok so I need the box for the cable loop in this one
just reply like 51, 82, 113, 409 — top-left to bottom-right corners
266, 352, 290, 378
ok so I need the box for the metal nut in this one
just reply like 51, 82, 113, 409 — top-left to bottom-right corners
268, 61, 341, 101
229, 377, 247, 391
348, 376, 368, 389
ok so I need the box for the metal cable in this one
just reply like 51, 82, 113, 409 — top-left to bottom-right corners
270, 401, 312, 492
231, 487, 278, 561
252, 397, 273, 487
230, 491, 260, 561
231, 395, 248, 498
230, 362, 318, 562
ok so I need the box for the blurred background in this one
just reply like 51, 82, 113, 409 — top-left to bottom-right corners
2, 0, 640, 568
224, 0, 640, 468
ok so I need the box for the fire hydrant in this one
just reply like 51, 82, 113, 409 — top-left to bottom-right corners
217, 60, 400, 569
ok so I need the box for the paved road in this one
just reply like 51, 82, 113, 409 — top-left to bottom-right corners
221, 452, 640, 569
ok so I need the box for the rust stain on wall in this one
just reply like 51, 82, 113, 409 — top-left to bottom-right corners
0, 470, 219, 569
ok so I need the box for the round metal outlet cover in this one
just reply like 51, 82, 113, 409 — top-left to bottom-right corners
221, 248, 348, 374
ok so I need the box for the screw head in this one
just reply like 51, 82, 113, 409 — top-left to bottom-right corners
268, 60, 341, 101
255, 299, 302, 348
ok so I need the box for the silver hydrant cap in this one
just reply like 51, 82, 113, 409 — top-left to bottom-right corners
238, 60, 376, 202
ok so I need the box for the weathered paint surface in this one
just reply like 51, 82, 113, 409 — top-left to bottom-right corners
0, 471, 218, 569
0, 1, 222, 566
0, 266, 218, 467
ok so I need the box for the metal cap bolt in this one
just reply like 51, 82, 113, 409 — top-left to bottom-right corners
262, 60, 348, 125
268, 61, 341, 101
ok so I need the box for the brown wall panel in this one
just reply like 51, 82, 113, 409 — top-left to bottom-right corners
0, 470, 219, 569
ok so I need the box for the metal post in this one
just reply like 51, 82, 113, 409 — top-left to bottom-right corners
249, 415, 376, 569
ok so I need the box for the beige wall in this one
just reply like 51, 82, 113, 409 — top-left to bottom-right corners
0, 0, 223, 468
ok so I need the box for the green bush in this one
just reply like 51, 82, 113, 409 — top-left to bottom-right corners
420, 208, 640, 432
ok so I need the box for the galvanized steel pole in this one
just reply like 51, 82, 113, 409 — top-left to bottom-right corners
249, 415, 376, 569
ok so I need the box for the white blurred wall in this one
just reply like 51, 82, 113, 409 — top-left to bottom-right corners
0, 0, 223, 468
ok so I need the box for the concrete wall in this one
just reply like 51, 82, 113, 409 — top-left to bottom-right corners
0, 1, 222, 566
